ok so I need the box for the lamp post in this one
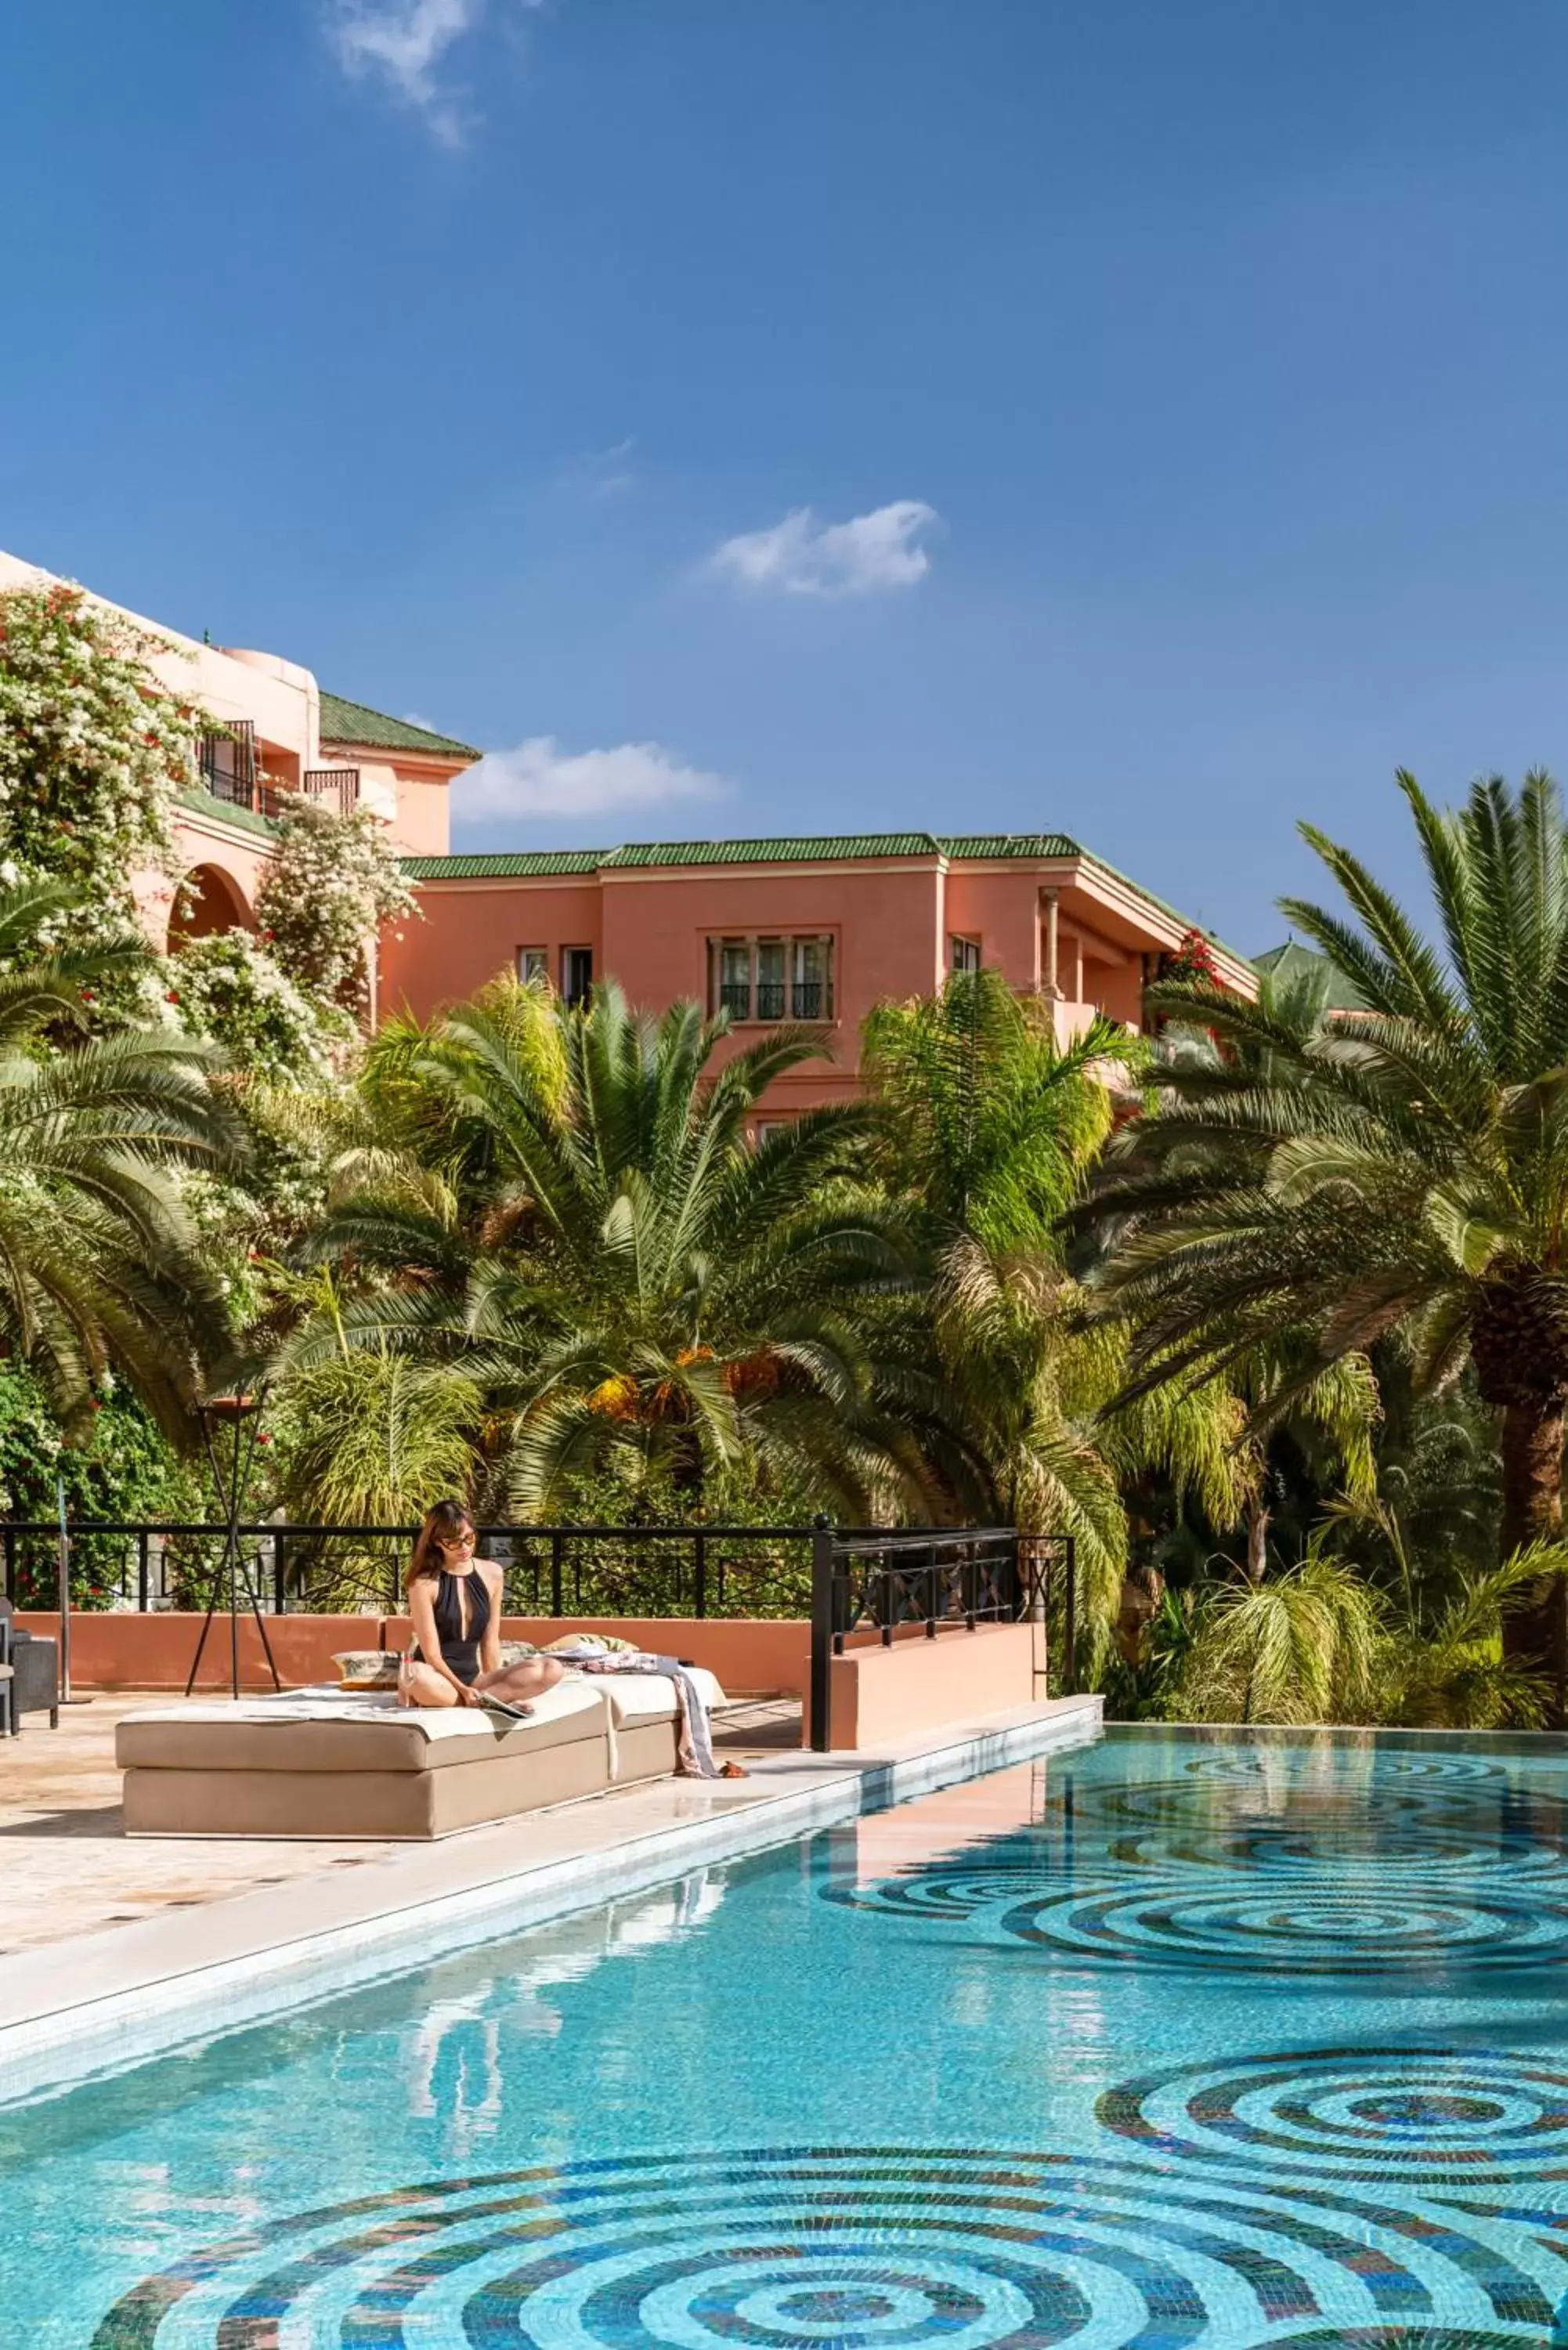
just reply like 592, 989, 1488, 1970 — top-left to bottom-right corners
183, 1389, 281, 1700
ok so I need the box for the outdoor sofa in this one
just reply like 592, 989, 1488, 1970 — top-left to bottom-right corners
0, 1598, 59, 1734
115, 1666, 729, 1838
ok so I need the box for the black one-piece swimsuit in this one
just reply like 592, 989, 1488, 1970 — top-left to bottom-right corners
432, 1567, 492, 1686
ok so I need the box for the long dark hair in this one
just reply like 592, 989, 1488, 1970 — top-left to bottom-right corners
406, 1499, 476, 1594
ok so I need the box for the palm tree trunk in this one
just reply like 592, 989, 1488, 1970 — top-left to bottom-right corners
1499, 1400, 1567, 1719
1244, 1499, 1270, 1585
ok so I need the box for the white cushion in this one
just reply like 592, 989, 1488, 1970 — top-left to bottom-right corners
117, 1678, 607, 1746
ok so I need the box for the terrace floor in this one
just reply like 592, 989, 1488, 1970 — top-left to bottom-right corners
0, 1690, 804, 1958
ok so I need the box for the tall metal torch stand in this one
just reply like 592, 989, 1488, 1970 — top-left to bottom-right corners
184, 1390, 281, 1700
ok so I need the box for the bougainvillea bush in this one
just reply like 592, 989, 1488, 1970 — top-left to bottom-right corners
1162, 927, 1221, 985
0, 582, 201, 953
169, 930, 351, 1087
256, 791, 418, 1010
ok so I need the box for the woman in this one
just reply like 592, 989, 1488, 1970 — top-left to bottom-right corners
399, 1501, 565, 1714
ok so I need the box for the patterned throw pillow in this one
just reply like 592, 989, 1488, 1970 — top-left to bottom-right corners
497, 1640, 539, 1665
332, 1650, 400, 1690
540, 1632, 641, 1656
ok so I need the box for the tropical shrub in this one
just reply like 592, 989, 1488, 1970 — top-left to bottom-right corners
0, 1365, 204, 1608
0, 580, 197, 951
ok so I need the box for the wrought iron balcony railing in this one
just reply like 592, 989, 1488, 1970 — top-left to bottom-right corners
302, 768, 360, 815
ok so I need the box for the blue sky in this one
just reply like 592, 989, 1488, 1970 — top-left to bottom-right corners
5, 2, 1568, 953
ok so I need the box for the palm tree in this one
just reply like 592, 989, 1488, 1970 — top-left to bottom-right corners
0, 880, 239, 1433
862, 967, 1252, 1648
1087, 768, 1568, 1677
283, 975, 925, 1520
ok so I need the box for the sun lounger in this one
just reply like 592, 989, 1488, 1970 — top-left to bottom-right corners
114, 1666, 732, 1838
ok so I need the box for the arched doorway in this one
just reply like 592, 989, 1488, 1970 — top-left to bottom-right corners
167, 863, 255, 946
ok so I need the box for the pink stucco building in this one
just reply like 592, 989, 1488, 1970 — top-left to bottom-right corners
0, 551, 1255, 1100
388, 837, 1257, 1115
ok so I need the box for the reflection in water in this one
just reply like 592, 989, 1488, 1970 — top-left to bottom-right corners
404, 1869, 728, 2150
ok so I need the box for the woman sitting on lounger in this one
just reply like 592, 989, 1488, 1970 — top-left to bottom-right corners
399, 1501, 564, 1713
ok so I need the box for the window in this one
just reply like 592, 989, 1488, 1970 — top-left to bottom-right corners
518, 947, 548, 985
757, 938, 786, 1021
562, 946, 593, 1007
708, 934, 834, 1023
755, 1119, 792, 1144
717, 939, 752, 1020
950, 935, 981, 974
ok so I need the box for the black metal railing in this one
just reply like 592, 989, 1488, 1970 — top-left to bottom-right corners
792, 982, 828, 1019
718, 982, 751, 1019
0, 1520, 821, 1622
808, 1523, 1077, 1751
197, 721, 258, 812
302, 767, 360, 815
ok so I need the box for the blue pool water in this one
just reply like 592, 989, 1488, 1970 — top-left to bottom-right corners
9, 1726, 1568, 2347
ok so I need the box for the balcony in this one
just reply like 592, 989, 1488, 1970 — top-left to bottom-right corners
302, 768, 360, 815
193, 727, 360, 824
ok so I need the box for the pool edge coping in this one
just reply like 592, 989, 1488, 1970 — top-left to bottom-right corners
0, 1694, 1103, 2109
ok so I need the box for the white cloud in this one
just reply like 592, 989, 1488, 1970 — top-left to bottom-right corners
710, 500, 940, 597
562, 437, 637, 502
455, 736, 727, 822
325, 0, 542, 143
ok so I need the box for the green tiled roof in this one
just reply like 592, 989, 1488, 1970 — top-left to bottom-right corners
406, 831, 1085, 879
319, 691, 480, 762
940, 832, 1079, 859
401, 829, 1248, 973
403, 849, 607, 880
604, 834, 948, 866
1255, 941, 1367, 1010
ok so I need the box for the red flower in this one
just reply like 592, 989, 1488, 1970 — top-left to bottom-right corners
165, 989, 180, 1004
79, 988, 96, 1003
257, 1431, 273, 1448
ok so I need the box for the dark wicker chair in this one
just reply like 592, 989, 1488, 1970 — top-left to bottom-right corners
0, 1598, 58, 1732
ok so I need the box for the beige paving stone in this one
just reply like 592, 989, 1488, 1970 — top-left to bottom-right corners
0, 1690, 803, 1959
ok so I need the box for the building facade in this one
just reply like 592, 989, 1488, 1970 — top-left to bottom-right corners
0, 550, 1255, 1103
387, 837, 1257, 1115
0, 551, 479, 986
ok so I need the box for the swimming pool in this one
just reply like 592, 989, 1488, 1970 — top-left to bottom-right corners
9, 1724, 1568, 2348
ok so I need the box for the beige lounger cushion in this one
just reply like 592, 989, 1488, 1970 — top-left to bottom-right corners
116, 1680, 607, 1773
122, 1739, 612, 1838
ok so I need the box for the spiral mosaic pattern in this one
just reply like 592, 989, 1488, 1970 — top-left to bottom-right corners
829, 1864, 1568, 1975
1099, 2048, 1568, 2194
88, 2143, 1564, 2350
998, 1877, 1568, 1974
1099, 1824, 1568, 1882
